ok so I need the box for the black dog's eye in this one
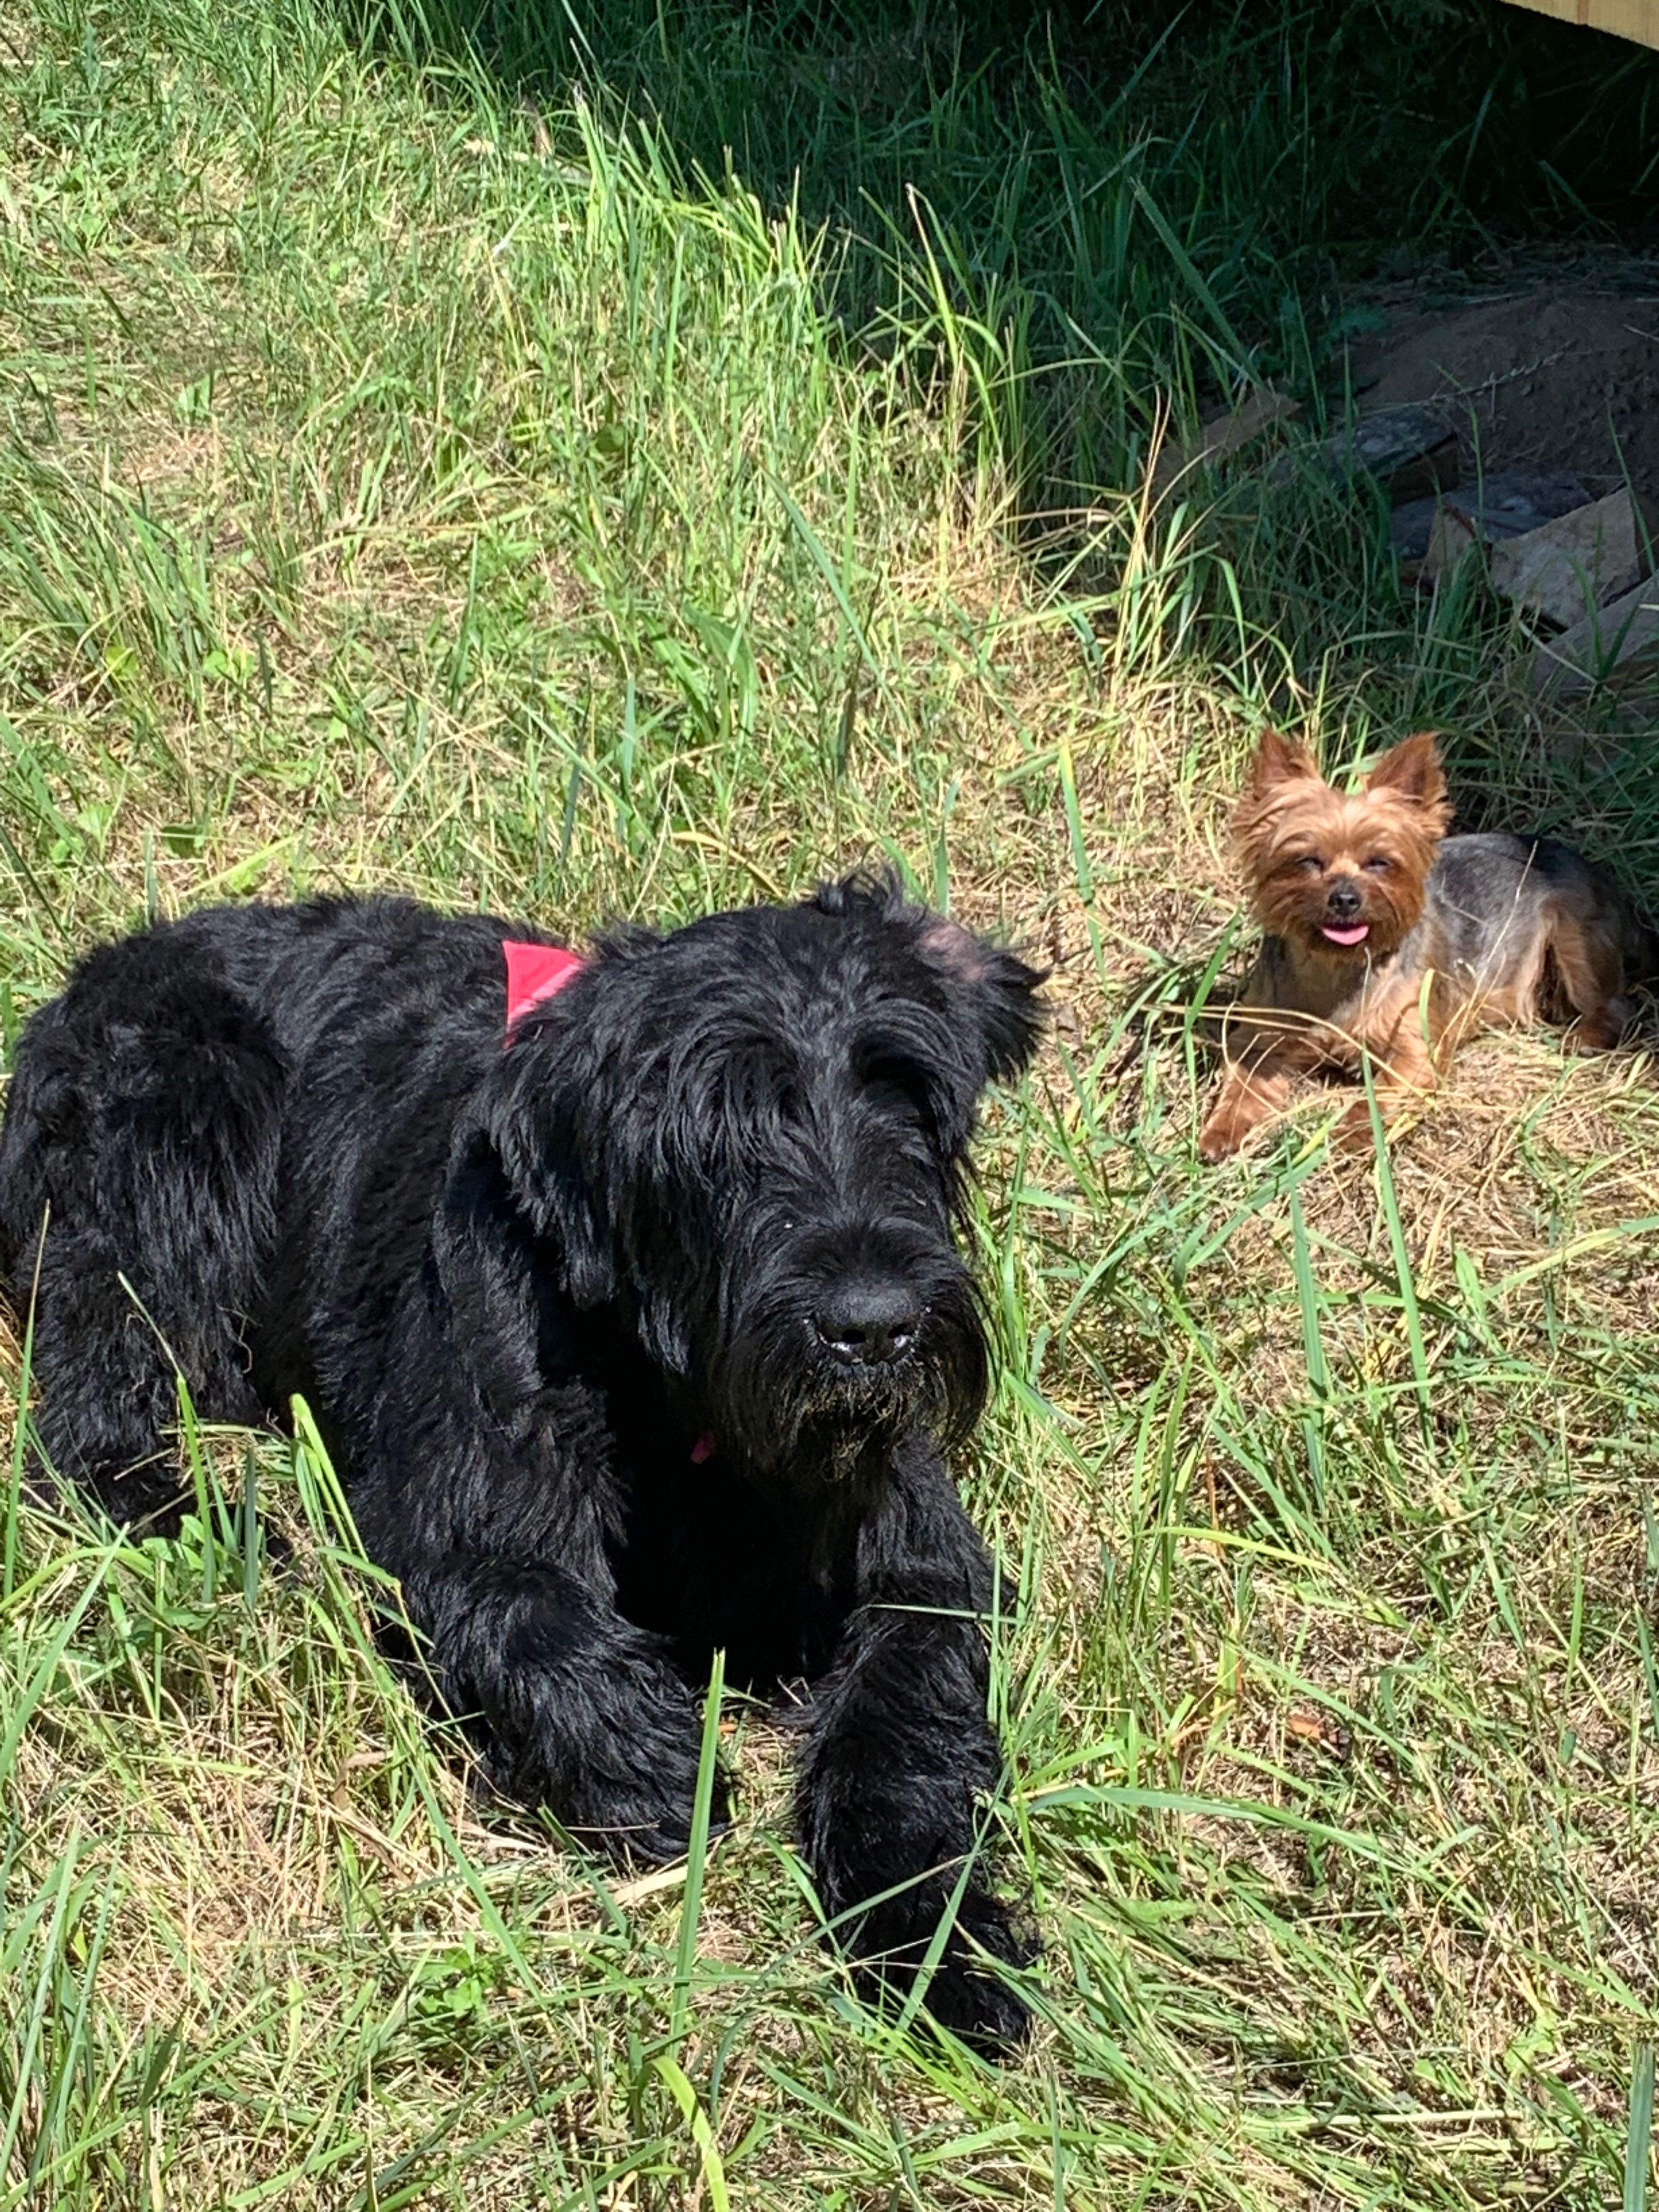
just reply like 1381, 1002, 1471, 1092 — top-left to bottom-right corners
1363, 855, 1392, 873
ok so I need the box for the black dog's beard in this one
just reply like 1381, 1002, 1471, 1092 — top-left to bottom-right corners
696, 1251, 988, 1485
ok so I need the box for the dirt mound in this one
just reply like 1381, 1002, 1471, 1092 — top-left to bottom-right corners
1344, 281, 1659, 497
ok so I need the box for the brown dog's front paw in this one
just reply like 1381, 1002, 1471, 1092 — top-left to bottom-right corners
1199, 1066, 1292, 1163
1333, 1099, 1372, 1154
1198, 1110, 1245, 1163
1334, 1093, 1400, 1159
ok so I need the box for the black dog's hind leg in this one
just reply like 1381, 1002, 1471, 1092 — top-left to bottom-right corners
795, 1443, 1034, 2053
0, 968, 284, 1525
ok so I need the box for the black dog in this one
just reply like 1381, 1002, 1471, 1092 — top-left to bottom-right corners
0, 874, 1045, 2051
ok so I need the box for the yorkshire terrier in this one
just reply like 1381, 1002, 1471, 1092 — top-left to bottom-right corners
1199, 730, 1653, 1161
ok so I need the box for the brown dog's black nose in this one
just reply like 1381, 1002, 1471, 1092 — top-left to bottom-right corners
1325, 879, 1363, 921
814, 1281, 919, 1365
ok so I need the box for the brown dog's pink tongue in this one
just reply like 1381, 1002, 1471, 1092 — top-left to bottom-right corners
1322, 923, 1369, 946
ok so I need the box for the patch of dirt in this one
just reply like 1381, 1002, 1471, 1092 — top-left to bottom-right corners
1343, 267, 1659, 496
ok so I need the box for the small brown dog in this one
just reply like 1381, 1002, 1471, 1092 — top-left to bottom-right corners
1199, 730, 1652, 1160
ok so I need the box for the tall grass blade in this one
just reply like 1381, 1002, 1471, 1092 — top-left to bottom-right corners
1627, 2044, 1655, 2212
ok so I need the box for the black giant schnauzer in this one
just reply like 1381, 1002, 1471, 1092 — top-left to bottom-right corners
0, 873, 1045, 2050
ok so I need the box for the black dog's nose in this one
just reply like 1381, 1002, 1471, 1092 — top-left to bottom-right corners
814, 1281, 920, 1366
1325, 879, 1363, 919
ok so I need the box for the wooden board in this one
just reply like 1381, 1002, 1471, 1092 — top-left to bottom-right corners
1500, 0, 1659, 47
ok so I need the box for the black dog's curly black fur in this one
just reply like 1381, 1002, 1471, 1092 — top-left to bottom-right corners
0, 873, 1046, 2051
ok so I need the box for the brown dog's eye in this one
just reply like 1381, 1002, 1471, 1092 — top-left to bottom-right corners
1296, 855, 1323, 875
1363, 855, 1391, 873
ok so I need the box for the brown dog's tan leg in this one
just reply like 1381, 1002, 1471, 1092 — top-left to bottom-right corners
1199, 1059, 1294, 1160
1333, 987, 1439, 1155
1551, 915, 1630, 1051
1334, 1040, 1437, 1154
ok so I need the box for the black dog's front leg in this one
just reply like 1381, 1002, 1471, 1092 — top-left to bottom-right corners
376, 1143, 724, 1866
795, 1444, 1034, 2053
405, 1545, 721, 1865
368, 1368, 720, 1867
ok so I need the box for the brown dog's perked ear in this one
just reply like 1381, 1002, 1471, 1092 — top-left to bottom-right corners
1363, 732, 1451, 824
1247, 729, 1321, 795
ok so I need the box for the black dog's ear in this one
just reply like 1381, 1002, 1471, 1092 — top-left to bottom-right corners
814, 873, 1048, 1082
919, 915, 1048, 1084
489, 1079, 619, 1314
493, 1055, 693, 1373
434, 1128, 546, 1416
526, 1144, 619, 1313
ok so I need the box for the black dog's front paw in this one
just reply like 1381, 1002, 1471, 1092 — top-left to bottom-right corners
918, 1891, 1037, 2055
562, 1762, 732, 1869
475, 1644, 729, 1869
532, 1706, 731, 1869
850, 1887, 1037, 2058
908, 1953, 1031, 2056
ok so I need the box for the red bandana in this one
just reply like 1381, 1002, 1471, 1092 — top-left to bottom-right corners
502, 939, 584, 1039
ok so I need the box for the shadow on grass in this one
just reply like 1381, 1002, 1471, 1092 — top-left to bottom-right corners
338, 0, 1659, 506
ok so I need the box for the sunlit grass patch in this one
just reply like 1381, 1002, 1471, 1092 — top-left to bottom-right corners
3, 0, 1657, 2205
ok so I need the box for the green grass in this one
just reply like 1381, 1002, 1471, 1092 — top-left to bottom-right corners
3, 0, 1659, 2204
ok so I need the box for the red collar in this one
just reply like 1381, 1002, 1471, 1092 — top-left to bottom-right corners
503, 939, 584, 1039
